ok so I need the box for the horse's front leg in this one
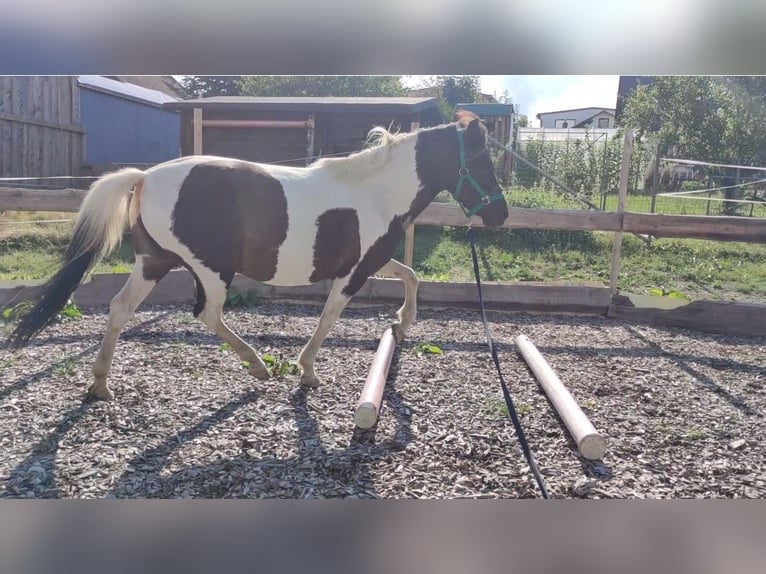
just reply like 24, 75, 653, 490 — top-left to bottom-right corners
298, 279, 351, 387
376, 258, 419, 343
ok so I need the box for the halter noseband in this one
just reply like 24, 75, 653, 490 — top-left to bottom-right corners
452, 128, 505, 218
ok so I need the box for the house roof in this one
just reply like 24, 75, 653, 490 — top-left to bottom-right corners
162, 96, 440, 114
77, 76, 179, 107
536, 106, 615, 118
575, 109, 616, 127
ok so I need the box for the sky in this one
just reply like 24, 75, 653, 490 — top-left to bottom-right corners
174, 75, 621, 128
404, 75, 620, 127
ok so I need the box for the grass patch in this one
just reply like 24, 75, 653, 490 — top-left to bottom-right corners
0, 227, 135, 281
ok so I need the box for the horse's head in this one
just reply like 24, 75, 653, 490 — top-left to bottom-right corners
450, 110, 509, 228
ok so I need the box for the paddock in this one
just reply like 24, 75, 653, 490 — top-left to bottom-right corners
1, 297, 763, 499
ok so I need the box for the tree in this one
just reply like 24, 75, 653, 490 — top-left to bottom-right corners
238, 76, 405, 97
181, 76, 244, 98
516, 114, 529, 128
621, 76, 766, 213
413, 76, 482, 119
621, 76, 766, 166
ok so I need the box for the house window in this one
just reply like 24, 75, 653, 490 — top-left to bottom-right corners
598, 117, 610, 128
554, 119, 576, 128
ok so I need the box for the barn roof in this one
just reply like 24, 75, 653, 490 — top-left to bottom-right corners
77, 76, 179, 107
162, 96, 440, 114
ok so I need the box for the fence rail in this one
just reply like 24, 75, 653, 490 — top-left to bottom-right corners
3, 186, 766, 244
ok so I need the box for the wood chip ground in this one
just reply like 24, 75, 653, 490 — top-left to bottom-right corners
1, 301, 764, 499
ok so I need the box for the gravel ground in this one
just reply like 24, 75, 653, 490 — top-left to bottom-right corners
1, 300, 764, 499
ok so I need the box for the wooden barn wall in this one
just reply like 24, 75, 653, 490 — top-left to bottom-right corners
0, 76, 84, 178
183, 108, 420, 165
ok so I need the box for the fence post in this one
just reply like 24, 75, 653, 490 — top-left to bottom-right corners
306, 112, 315, 166
403, 122, 420, 268
649, 143, 660, 214
193, 108, 203, 155
609, 129, 633, 295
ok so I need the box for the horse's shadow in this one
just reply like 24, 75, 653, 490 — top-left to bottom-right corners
3, 341, 413, 499
110, 344, 412, 499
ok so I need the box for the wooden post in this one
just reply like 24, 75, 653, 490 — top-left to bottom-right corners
403, 121, 420, 268
355, 328, 397, 429
193, 108, 203, 155
609, 128, 633, 295
306, 112, 315, 166
649, 142, 660, 215
514, 334, 607, 460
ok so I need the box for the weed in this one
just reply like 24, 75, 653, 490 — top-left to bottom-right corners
262, 353, 299, 378
225, 288, 262, 309
54, 356, 78, 377
647, 288, 689, 300
415, 342, 443, 357
1, 300, 33, 323
219, 342, 233, 352
0, 356, 16, 372
686, 428, 706, 440
482, 397, 531, 418
517, 402, 532, 416
57, 300, 82, 321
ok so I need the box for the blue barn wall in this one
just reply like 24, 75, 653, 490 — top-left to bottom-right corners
79, 88, 180, 166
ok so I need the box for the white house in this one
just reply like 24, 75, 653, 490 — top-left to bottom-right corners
536, 107, 616, 129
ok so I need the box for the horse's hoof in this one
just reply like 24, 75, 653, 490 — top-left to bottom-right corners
391, 323, 406, 344
87, 384, 114, 401
249, 366, 270, 380
300, 373, 321, 388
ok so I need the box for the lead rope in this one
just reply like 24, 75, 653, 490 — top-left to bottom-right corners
468, 227, 550, 499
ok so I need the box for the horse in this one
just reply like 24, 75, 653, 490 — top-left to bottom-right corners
7, 110, 509, 401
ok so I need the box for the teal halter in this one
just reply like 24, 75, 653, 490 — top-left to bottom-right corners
452, 128, 506, 218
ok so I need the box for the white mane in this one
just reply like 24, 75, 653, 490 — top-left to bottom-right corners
311, 126, 413, 181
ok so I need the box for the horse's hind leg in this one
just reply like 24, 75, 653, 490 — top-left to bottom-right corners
376, 258, 419, 343
298, 279, 352, 388
191, 268, 270, 380
90, 255, 170, 400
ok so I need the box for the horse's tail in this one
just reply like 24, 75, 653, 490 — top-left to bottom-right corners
7, 168, 146, 348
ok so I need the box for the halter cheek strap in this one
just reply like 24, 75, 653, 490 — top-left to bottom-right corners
452, 128, 505, 218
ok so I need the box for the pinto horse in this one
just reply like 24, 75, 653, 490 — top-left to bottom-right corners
7, 110, 509, 400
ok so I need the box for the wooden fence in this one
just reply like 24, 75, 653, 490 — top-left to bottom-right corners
3, 186, 766, 245
2, 183, 766, 337
0, 77, 85, 178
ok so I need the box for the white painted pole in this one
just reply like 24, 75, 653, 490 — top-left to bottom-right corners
355, 328, 397, 429
514, 334, 607, 460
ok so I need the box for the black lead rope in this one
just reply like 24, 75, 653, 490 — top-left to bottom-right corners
468, 227, 550, 499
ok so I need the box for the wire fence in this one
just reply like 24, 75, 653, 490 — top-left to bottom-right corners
507, 128, 766, 218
